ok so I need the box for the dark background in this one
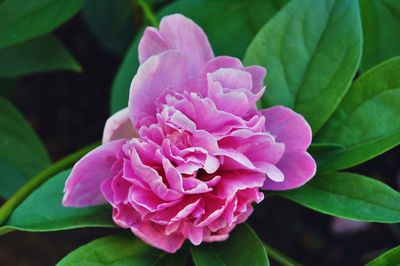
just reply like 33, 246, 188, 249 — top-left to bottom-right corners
0, 13, 399, 266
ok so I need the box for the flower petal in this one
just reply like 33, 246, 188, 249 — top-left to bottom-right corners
261, 106, 312, 152
130, 221, 185, 253
159, 14, 214, 75
102, 108, 137, 144
262, 151, 316, 190
201, 56, 243, 76
138, 27, 169, 64
129, 50, 190, 128
63, 140, 126, 207
244, 66, 266, 94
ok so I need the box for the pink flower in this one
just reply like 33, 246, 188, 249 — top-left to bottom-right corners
63, 14, 316, 253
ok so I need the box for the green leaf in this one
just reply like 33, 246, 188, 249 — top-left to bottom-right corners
191, 223, 269, 266
360, 0, 400, 71
0, 0, 84, 49
308, 142, 345, 162
0, 34, 81, 78
279, 172, 400, 223
366, 245, 400, 266
110, 35, 141, 114
57, 233, 188, 266
244, 0, 362, 132
82, 0, 136, 55
315, 57, 400, 171
0, 96, 50, 198
0, 170, 115, 232
111, 0, 287, 113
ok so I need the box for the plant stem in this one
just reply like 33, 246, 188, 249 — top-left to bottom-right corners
0, 142, 99, 226
264, 242, 302, 266
137, 0, 159, 27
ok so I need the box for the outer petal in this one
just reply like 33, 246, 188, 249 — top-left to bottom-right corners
261, 106, 312, 152
129, 50, 190, 128
102, 108, 137, 144
63, 140, 125, 207
138, 27, 169, 64
159, 14, 214, 75
244, 66, 266, 94
130, 221, 185, 253
262, 151, 316, 190
201, 56, 243, 76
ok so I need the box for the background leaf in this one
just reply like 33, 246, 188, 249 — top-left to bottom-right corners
315, 57, 400, 171
57, 233, 188, 266
82, 0, 136, 55
0, 34, 81, 78
360, 0, 400, 71
0, 170, 115, 233
110, 0, 287, 113
366, 245, 400, 266
0, 0, 84, 49
0, 96, 50, 198
244, 0, 362, 132
279, 172, 400, 223
191, 223, 269, 266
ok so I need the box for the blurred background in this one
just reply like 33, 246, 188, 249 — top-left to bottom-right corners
0, 0, 400, 265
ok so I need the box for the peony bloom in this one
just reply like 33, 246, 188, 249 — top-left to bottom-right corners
63, 14, 316, 253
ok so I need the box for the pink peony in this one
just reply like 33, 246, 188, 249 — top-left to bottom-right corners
63, 14, 316, 253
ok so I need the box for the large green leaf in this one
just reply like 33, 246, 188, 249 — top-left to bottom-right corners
0, 0, 84, 49
57, 233, 188, 266
82, 0, 136, 55
0, 96, 50, 198
0, 34, 81, 78
315, 57, 400, 171
110, 35, 141, 114
279, 172, 400, 223
0, 170, 115, 233
244, 0, 362, 132
366, 245, 400, 266
110, 0, 287, 113
191, 223, 269, 266
360, 0, 400, 71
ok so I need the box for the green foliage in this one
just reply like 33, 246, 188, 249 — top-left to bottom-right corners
360, 0, 400, 71
279, 172, 400, 223
110, 0, 287, 113
1, 0, 400, 264
316, 57, 400, 171
0, 96, 50, 198
191, 224, 269, 266
244, 0, 362, 132
0, 170, 114, 233
0, 34, 81, 78
57, 233, 189, 266
82, 0, 136, 55
110, 35, 141, 114
366, 245, 400, 266
0, 0, 84, 49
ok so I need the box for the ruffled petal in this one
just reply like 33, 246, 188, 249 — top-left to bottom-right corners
244, 66, 266, 94
130, 221, 185, 253
201, 56, 243, 76
129, 50, 191, 128
63, 140, 126, 207
102, 108, 137, 144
